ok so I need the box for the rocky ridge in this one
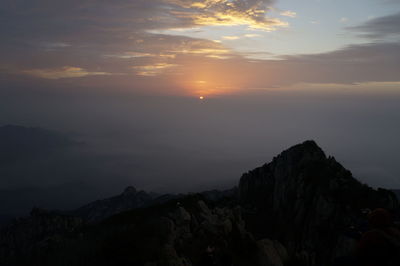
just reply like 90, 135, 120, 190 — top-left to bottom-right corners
0, 140, 398, 266
0, 195, 289, 266
72, 186, 238, 223
72, 186, 154, 222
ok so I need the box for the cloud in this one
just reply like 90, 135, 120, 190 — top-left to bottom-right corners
244, 34, 262, 38
172, 42, 400, 91
273, 42, 400, 85
7, 41, 400, 94
161, 37, 234, 58
222, 34, 262, 40
106, 52, 155, 59
347, 11, 400, 38
0, 0, 288, 86
1, 0, 246, 79
1, 0, 400, 93
0, 0, 286, 40
132, 63, 180, 76
280, 10, 297, 18
164, 0, 288, 31
222, 36, 241, 40
37, 42, 72, 51
22, 66, 112, 79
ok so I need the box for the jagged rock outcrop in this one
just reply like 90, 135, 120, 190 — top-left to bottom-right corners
0, 208, 83, 265
239, 140, 399, 265
72, 187, 238, 223
98, 195, 278, 266
0, 195, 288, 266
73, 186, 154, 222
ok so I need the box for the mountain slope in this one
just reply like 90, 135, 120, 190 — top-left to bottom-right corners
0, 125, 77, 164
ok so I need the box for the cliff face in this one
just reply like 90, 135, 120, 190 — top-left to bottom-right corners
239, 140, 398, 265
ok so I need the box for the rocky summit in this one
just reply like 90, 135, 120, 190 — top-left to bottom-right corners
239, 140, 398, 265
0, 140, 398, 266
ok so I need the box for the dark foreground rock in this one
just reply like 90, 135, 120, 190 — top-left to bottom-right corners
239, 140, 398, 265
0, 195, 288, 266
0, 208, 83, 265
392, 189, 400, 202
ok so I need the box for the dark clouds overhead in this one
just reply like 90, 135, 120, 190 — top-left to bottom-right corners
0, 0, 282, 51
279, 42, 400, 84
1, 0, 399, 90
0, 0, 286, 82
348, 11, 400, 39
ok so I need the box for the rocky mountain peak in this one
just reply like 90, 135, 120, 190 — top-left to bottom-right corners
73, 186, 154, 222
239, 140, 398, 265
122, 186, 137, 196
265, 140, 328, 177
276, 139, 325, 160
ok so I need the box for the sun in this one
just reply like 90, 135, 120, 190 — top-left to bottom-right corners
199, 96, 204, 100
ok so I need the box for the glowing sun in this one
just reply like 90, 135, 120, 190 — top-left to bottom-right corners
199, 96, 204, 100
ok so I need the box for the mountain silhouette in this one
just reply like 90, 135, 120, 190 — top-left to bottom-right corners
0, 140, 398, 266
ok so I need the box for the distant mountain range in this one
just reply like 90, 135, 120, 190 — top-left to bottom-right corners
71, 185, 238, 223
71, 186, 166, 222
0, 124, 78, 164
0, 141, 398, 266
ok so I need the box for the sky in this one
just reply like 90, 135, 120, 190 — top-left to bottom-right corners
1, 0, 400, 215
